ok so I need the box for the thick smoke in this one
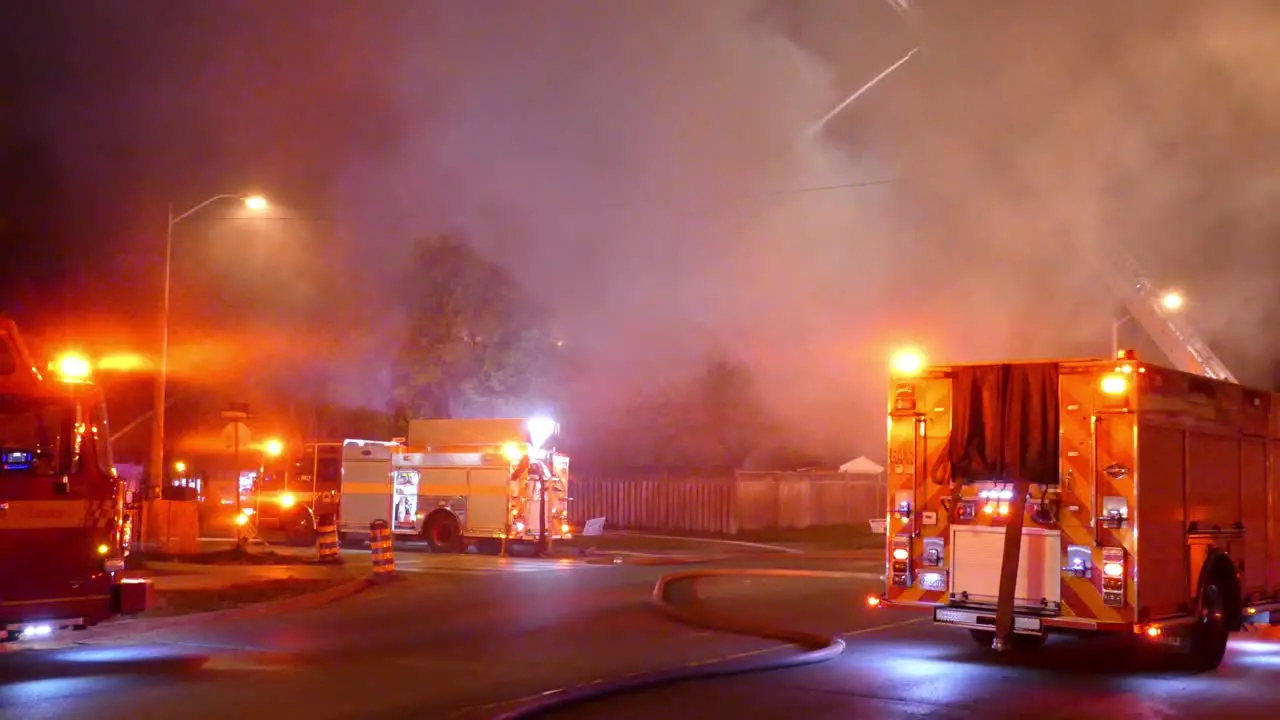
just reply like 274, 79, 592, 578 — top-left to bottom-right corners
15, 1, 1280, 466
334, 0, 913, 460
332, 0, 1280, 463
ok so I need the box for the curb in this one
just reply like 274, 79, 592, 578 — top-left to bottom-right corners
77, 576, 376, 641
486, 568, 852, 719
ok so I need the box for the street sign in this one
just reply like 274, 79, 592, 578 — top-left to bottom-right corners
221, 422, 251, 449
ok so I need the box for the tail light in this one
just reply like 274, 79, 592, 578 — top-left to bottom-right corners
890, 535, 911, 586
1101, 546, 1125, 607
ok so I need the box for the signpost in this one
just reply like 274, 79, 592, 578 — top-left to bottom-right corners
220, 403, 252, 520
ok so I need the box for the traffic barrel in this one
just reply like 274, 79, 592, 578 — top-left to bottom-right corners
369, 519, 397, 579
316, 514, 341, 564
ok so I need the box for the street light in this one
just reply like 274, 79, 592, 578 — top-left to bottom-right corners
149, 193, 269, 512
1111, 292, 1185, 359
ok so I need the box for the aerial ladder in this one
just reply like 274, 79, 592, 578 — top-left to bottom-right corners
1098, 247, 1237, 383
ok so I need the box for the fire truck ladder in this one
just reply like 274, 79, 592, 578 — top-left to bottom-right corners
1098, 248, 1237, 383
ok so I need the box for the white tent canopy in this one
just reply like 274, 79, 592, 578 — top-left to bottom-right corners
839, 456, 884, 475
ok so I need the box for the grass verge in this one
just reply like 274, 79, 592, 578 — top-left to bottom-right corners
144, 578, 348, 618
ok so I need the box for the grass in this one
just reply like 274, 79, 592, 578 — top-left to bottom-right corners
143, 578, 346, 618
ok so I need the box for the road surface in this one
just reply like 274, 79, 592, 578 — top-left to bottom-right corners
0, 549, 878, 719
545, 573, 1280, 720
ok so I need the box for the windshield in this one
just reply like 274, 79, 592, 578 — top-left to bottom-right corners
0, 394, 74, 476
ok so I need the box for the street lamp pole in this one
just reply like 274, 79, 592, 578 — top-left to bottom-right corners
148, 194, 268, 504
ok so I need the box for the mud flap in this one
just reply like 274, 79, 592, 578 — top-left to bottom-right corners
993, 479, 1030, 650
113, 578, 156, 615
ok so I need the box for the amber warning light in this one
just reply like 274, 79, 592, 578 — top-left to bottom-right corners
51, 353, 92, 382
890, 349, 925, 376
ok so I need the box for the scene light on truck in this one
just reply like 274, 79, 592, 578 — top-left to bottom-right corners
890, 349, 925, 376
278, 492, 296, 509
527, 417, 558, 450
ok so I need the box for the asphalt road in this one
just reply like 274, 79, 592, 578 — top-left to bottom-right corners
546, 574, 1280, 720
0, 550, 881, 720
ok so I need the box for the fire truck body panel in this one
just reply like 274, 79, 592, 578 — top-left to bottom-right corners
882, 355, 1280, 644
335, 440, 397, 536
0, 319, 142, 635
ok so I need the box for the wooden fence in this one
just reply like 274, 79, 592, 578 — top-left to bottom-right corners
568, 470, 882, 536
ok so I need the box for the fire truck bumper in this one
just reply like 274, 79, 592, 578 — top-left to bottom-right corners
933, 607, 1047, 635
113, 578, 155, 615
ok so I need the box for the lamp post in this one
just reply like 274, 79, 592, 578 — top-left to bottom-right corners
1111, 292, 1185, 359
148, 194, 269, 508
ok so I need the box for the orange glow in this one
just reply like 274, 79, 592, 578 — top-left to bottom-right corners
891, 548, 909, 561
263, 439, 284, 457
243, 195, 269, 211
997, 503, 1010, 516
867, 596, 882, 608
1146, 626, 1162, 638
96, 353, 149, 372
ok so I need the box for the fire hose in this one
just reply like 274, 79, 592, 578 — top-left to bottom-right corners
489, 567, 855, 719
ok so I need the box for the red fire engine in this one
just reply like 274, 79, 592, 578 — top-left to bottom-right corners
0, 319, 149, 640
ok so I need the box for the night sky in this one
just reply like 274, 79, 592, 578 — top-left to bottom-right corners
2, 1, 1278, 465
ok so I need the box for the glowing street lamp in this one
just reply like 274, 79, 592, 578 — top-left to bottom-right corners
1159, 292, 1184, 311
243, 195, 269, 211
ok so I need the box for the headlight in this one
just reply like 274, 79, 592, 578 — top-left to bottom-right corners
279, 493, 296, 509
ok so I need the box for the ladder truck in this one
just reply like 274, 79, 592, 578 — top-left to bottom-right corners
873, 253, 1277, 670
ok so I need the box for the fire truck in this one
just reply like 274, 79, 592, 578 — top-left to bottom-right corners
338, 418, 571, 554
0, 319, 148, 639
244, 441, 343, 545
875, 255, 1279, 670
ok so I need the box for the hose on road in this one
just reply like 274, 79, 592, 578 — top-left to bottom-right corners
489, 568, 853, 719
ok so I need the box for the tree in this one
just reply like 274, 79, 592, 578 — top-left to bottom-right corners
391, 234, 560, 419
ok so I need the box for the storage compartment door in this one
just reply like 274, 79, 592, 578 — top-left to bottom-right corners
951, 525, 1062, 607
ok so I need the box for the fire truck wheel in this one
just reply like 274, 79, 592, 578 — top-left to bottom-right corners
1186, 579, 1231, 671
284, 513, 316, 547
423, 511, 463, 553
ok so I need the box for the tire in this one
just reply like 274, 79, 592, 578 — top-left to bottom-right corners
423, 512, 463, 553
284, 513, 316, 547
1186, 579, 1231, 671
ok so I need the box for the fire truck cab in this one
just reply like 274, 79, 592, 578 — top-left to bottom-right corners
0, 319, 148, 639
247, 441, 342, 545
876, 348, 1280, 670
